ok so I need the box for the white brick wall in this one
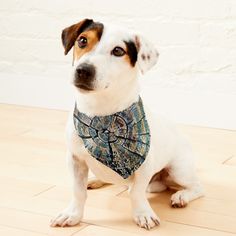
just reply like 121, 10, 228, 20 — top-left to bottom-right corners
0, 0, 236, 129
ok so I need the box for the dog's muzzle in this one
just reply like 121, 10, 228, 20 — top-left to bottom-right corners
74, 63, 96, 91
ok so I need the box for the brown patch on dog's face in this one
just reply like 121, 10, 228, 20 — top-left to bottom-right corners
61, 19, 103, 57
124, 40, 138, 67
62, 19, 93, 55
73, 29, 101, 61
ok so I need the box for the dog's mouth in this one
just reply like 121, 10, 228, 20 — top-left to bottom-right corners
73, 82, 94, 91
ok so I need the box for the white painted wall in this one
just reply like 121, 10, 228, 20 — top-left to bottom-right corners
0, 0, 236, 129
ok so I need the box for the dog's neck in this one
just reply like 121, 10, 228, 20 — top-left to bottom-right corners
75, 80, 140, 117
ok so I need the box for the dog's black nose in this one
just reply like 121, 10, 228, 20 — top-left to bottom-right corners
75, 63, 95, 81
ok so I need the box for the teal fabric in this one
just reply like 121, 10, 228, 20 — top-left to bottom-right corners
73, 97, 150, 179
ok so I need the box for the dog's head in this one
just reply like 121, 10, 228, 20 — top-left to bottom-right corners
62, 19, 159, 93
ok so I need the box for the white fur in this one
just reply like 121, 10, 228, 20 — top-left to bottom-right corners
51, 23, 203, 230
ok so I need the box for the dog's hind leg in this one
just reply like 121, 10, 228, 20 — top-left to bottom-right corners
168, 152, 204, 208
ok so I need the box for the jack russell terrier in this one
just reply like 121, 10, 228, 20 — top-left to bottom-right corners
50, 18, 204, 230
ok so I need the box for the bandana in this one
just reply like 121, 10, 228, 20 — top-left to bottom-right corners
73, 97, 150, 179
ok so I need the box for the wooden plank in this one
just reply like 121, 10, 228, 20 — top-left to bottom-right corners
0, 137, 69, 185
73, 224, 235, 236
0, 104, 68, 126
36, 184, 128, 202
73, 225, 138, 236
82, 204, 236, 235
198, 164, 236, 188
0, 176, 54, 197
0, 225, 47, 236
22, 186, 236, 234
0, 123, 30, 139
0, 193, 65, 217
84, 194, 236, 234
0, 161, 69, 186
224, 156, 236, 166
1, 178, 236, 233
179, 125, 236, 164
0, 207, 86, 236
0, 170, 233, 233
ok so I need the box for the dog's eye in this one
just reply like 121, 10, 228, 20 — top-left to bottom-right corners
77, 36, 87, 48
111, 47, 126, 57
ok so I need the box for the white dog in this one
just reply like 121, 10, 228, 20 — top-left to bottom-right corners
51, 19, 203, 230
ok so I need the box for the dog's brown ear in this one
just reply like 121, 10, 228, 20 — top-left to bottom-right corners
61, 19, 94, 55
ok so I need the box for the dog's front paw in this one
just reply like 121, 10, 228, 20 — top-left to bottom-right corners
133, 210, 160, 230
50, 207, 82, 227
171, 190, 189, 208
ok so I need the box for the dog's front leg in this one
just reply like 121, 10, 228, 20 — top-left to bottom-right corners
130, 169, 160, 230
50, 152, 88, 227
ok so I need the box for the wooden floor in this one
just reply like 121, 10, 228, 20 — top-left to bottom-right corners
0, 104, 236, 236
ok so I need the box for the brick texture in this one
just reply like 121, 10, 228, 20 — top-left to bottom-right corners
0, 0, 236, 95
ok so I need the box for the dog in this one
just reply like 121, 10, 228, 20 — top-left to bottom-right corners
50, 18, 204, 230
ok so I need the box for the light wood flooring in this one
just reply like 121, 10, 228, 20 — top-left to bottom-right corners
0, 104, 236, 236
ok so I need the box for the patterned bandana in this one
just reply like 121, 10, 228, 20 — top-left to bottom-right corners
73, 97, 150, 179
